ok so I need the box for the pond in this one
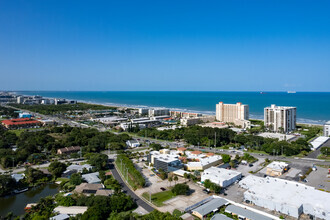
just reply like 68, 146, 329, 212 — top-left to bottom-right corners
0, 183, 59, 217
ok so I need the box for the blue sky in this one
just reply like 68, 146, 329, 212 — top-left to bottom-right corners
0, 0, 330, 91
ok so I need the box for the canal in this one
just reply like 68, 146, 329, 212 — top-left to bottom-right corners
0, 184, 59, 217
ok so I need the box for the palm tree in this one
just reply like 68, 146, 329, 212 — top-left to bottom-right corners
168, 176, 173, 187
174, 176, 178, 185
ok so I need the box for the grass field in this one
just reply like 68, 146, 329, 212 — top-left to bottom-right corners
142, 190, 176, 207
9, 128, 43, 136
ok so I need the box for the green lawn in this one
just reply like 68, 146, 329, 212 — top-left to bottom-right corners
142, 190, 176, 207
55, 177, 69, 184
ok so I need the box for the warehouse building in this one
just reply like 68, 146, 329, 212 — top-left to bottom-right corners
191, 198, 228, 219
239, 175, 330, 219
225, 205, 273, 220
201, 167, 242, 187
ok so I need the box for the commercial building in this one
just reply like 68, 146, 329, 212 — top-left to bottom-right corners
239, 175, 330, 219
210, 214, 232, 220
1, 118, 41, 129
310, 136, 330, 150
191, 198, 228, 219
185, 151, 222, 171
216, 102, 250, 129
201, 167, 242, 187
324, 121, 330, 137
266, 161, 289, 177
148, 151, 183, 172
225, 205, 273, 220
264, 104, 296, 133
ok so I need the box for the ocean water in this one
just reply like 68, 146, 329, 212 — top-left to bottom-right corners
16, 91, 330, 124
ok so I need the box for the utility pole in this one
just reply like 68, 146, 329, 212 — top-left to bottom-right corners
214, 132, 216, 148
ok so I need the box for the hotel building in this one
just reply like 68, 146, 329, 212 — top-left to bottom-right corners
215, 102, 250, 129
264, 104, 296, 133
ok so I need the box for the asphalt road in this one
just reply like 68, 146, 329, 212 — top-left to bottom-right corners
108, 159, 154, 212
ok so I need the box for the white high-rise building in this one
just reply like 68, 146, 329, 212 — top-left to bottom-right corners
324, 121, 330, 137
17, 96, 24, 104
148, 108, 170, 117
216, 102, 250, 129
264, 104, 296, 133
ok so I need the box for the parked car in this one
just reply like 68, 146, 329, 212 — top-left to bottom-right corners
202, 189, 210, 194
160, 187, 166, 191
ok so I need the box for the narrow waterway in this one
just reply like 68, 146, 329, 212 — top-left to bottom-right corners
0, 183, 59, 217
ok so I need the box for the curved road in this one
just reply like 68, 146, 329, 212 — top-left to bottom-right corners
108, 159, 154, 212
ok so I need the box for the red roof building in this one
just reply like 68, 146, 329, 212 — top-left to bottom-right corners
1, 118, 41, 129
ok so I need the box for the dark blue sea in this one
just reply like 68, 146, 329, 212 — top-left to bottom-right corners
15, 91, 330, 124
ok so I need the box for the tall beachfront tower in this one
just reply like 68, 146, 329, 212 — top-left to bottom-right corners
216, 102, 250, 129
324, 121, 330, 137
264, 104, 296, 133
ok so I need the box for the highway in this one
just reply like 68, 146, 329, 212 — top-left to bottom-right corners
108, 159, 154, 212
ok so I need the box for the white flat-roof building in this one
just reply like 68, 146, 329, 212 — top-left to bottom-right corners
216, 102, 250, 129
264, 104, 296, 133
257, 132, 296, 141
147, 151, 183, 172
324, 121, 330, 137
201, 167, 242, 187
239, 175, 330, 219
266, 161, 289, 177
310, 136, 330, 150
185, 151, 222, 171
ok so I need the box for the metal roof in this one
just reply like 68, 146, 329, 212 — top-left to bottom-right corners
225, 205, 273, 220
192, 198, 228, 216
211, 214, 232, 220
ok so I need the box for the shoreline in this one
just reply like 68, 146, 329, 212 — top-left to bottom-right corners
13, 92, 327, 126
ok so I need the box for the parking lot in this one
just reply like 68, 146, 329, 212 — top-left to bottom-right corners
235, 158, 265, 177
305, 166, 330, 191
